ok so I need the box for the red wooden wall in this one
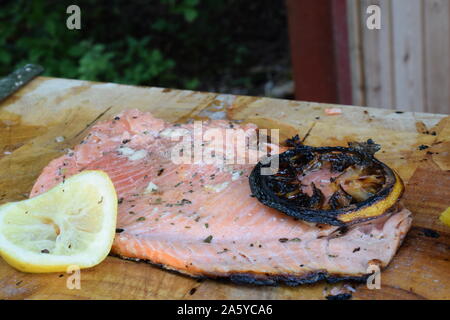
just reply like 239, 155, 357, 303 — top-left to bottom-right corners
286, 0, 352, 105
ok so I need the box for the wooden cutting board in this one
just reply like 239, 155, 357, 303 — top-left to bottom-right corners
0, 77, 449, 300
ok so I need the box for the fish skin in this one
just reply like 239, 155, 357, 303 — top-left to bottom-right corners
31, 109, 412, 285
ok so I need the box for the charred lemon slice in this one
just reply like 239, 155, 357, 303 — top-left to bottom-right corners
249, 140, 404, 226
0, 171, 117, 273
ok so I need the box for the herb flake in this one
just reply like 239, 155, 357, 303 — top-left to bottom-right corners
203, 235, 213, 243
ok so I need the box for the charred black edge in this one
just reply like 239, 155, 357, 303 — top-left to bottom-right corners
109, 253, 369, 287
226, 272, 369, 287
249, 145, 402, 226
326, 293, 352, 300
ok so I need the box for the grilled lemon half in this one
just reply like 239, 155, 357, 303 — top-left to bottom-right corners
0, 170, 117, 273
250, 140, 404, 226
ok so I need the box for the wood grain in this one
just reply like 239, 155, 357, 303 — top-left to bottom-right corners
392, 0, 425, 112
360, 0, 395, 109
0, 77, 448, 300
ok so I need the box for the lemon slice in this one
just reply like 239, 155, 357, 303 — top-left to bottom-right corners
0, 170, 117, 273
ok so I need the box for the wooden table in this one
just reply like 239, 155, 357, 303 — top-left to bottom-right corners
0, 77, 449, 300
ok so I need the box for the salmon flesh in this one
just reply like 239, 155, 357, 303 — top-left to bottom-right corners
31, 109, 412, 285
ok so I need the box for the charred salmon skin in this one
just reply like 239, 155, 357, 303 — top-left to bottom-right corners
31, 109, 412, 285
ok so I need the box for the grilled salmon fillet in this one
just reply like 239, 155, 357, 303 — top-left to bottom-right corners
31, 109, 412, 285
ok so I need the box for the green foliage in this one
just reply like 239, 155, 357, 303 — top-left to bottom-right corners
163, 0, 200, 22
1, 0, 288, 92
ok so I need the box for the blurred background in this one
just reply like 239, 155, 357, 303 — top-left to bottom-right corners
1, 0, 293, 98
1, 0, 449, 114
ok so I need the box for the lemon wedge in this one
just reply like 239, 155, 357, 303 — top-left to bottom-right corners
440, 207, 450, 228
0, 170, 117, 273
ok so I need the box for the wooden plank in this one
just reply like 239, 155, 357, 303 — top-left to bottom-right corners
392, 0, 425, 112
350, 0, 450, 114
346, 0, 365, 106
0, 77, 448, 300
424, 0, 450, 114
360, 0, 395, 109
